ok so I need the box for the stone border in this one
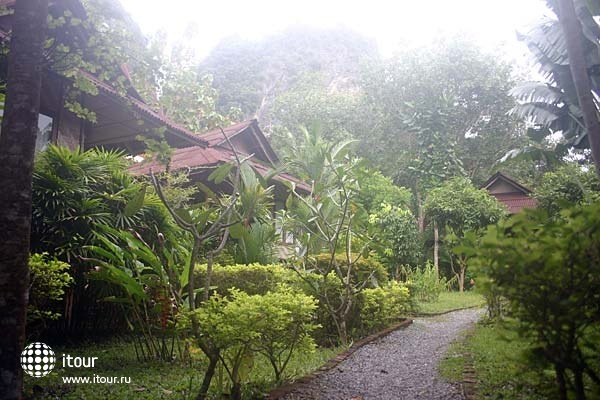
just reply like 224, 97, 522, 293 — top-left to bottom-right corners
460, 329, 478, 400
409, 304, 483, 318
267, 318, 413, 400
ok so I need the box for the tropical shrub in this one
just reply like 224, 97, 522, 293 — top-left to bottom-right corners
357, 281, 410, 335
474, 202, 600, 399
312, 253, 388, 286
86, 225, 187, 361
32, 145, 177, 262
27, 253, 73, 331
400, 262, 446, 303
194, 263, 299, 296
194, 288, 318, 399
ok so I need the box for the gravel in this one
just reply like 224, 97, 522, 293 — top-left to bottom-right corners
281, 308, 483, 400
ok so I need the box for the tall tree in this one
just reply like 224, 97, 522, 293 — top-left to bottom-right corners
0, 0, 49, 398
360, 39, 526, 185
557, 0, 600, 175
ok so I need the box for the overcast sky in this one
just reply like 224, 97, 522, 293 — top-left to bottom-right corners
120, 0, 552, 65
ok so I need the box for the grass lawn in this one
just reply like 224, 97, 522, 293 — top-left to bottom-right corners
23, 339, 344, 399
415, 291, 485, 314
439, 322, 557, 400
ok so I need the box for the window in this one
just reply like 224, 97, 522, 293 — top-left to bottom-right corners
36, 113, 53, 153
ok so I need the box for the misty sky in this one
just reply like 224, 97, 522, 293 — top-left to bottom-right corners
120, 0, 552, 64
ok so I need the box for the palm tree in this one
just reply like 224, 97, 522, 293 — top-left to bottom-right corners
0, 0, 49, 398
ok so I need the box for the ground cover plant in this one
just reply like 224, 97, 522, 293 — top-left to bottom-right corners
439, 322, 557, 400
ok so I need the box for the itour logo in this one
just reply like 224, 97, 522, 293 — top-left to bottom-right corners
21, 342, 99, 378
20, 342, 56, 378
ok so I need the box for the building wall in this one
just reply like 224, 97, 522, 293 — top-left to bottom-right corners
488, 180, 521, 195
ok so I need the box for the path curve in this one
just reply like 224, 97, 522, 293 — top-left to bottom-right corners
282, 308, 483, 400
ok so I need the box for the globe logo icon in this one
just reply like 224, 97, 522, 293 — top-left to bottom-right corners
20, 342, 56, 378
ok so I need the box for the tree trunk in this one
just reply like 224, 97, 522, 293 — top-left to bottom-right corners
433, 220, 439, 280
0, 1, 48, 399
196, 347, 219, 400
557, 0, 600, 176
459, 266, 465, 293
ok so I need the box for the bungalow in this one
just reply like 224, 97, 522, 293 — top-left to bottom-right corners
482, 172, 538, 214
0, 0, 305, 207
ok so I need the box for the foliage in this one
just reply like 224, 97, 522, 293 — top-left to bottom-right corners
368, 203, 421, 272
533, 163, 600, 216
31, 145, 177, 263
440, 322, 557, 400
356, 168, 413, 213
199, 26, 377, 121
194, 288, 318, 398
27, 253, 73, 330
357, 281, 410, 334
86, 225, 187, 361
228, 162, 278, 264
400, 262, 447, 303
510, 0, 600, 160
359, 38, 525, 185
312, 253, 388, 287
194, 263, 300, 296
474, 202, 600, 399
281, 125, 372, 345
268, 72, 365, 151
424, 177, 505, 235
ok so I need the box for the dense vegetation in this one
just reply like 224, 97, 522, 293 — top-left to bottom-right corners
3, 0, 600, 398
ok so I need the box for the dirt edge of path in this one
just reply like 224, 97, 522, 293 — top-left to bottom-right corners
268, 318, 414, 400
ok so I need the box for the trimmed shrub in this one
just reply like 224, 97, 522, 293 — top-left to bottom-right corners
357, 281, 411, 335
194, 263, 299, 296
313, 253, 388, 286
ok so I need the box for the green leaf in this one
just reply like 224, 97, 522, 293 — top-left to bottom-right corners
208, 162, 234, 184
124, 184, 147, 217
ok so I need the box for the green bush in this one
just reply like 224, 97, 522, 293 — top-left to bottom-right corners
27, 253, 73, 330
313, 253, 388, 286
195, 262, 408, 347
400, 262, 446, 303
357, 281, 410, 335
195, 287, 318, 399
534, 163, 600, 217
475, 202, 600, 399
194, 263, 300, 296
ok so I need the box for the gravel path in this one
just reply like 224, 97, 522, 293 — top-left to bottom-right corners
282, 308, 483, 400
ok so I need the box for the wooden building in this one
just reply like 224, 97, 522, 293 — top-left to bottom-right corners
482, 172, 538, 214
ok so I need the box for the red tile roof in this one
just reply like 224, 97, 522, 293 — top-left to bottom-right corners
81, 71, 207, 147
129, 145, 311, 193
200, 120, 256, 146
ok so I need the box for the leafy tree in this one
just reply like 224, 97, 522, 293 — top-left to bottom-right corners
268, 72, 366, 152
199, 26, 378, 122
356, 168, 412, 213
475, 203, 600, 399
360, 38, 526, 185
534, 163, 600, 215
368, 203, 421, 274
0, 0, 49, 396
31, 146, 176, 263
424, 177, 505, 291
281, 125, 372, 345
